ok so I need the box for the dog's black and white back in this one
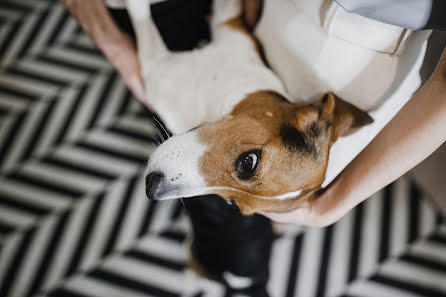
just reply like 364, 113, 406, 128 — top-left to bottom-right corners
126, 0, 285, 134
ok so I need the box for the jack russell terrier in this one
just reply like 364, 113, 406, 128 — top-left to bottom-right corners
125, 0, 372, 214
125, 0, 372, 294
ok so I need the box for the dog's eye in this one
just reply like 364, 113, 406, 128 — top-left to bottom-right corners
235, 149, 261, 180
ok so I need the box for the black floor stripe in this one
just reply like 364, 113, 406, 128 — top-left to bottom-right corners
108, 124, 157, 143
54, 85, 87, 145
0, 227, 36, 297
0, 1, 32, 14
87, 72, 117, 129
408, 183, 421, 243
27, 210, 71, 296
0, 85, 38, 101
101, 176, 137, 257
223, 288, 232, 297
37, 55, 98, 75
7, 171, 84, 198
285, 234, 303, 297
46, 8, 69, 46
65, 192, 105, 277
316, 225, 334, 297
42, 155, 117, 180
379, 184, 393, 262
348, 203, 364, 282
76, 141, 147, 164
88, 268, 180, 297
0, 110, 28, 166
429, 233, 446, 245
171, 201, 185, 220
0, 15, 21, 61
20, 98, 57, 162
0, 107, 7, 117
17, 6, 50, 58
370, 274, 446, 297
124, 249, 185, 271
117, 90, 132, 115
0, 191, 51, 216
137, 200, 158, 237
7, 67, 69, 88
47, 287, 94, 297
0, 220, 15, 235
401, 254, 446, 273
159, 230, 187, 243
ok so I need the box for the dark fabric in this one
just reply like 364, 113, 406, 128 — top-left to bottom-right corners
335, 0, 446, 30
185, 195, 273, 294
108, 8, 137, 37
109, 0, 211, 51
425, 0, 446, 30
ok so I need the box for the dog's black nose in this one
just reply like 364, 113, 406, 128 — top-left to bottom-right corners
146, 171, 164, 200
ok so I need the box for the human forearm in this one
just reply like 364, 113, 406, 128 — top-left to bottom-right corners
60, 0, 147, 103
60, 0, 124, 54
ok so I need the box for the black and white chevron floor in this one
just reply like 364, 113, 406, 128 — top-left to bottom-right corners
0, 1, 445, 297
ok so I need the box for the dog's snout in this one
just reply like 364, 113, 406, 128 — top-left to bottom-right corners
146, 171, 164, 200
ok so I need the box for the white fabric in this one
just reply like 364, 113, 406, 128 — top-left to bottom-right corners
255, 0, 431, 186
322, 1, 412, 54
105, 0, 166, 9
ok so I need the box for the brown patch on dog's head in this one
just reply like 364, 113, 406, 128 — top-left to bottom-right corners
197, 91, 373, 215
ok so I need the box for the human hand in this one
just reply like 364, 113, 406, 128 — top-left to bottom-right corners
101, 32, 149, 107
60, 0, 150, 108
259, 186, 345, 227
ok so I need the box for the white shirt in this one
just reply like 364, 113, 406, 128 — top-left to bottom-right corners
255, 0, 431, 186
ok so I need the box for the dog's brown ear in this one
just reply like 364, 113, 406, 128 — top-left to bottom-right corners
321, 92, 373, 141
282, 92, 372, 156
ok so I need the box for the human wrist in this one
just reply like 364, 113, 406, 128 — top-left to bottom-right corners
98, 33, 132, 60
315, 174, 355, 224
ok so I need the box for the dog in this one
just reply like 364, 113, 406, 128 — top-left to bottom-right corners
125, 0, 372, 294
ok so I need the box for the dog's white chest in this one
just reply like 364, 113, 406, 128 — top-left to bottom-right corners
143, 30, 286, 134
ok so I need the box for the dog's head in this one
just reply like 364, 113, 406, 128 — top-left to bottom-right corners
146, 91, 373, 215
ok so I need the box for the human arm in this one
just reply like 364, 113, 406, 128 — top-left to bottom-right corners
262, 48, 446, 226
60, 0, 148, 106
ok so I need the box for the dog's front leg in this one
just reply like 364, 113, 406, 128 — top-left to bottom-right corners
125, 0, 170, 77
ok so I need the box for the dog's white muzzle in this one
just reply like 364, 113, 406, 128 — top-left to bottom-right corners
145, 131, 208, 200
